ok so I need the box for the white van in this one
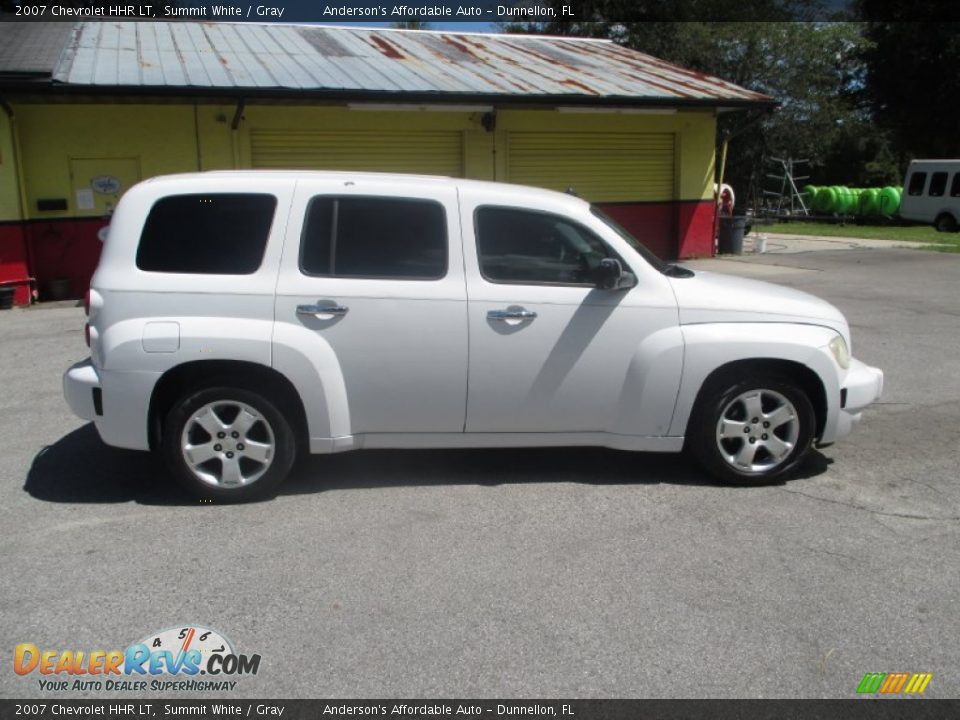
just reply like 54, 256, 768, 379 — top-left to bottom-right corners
63, 171, 882, 501
899, 159, 960, 232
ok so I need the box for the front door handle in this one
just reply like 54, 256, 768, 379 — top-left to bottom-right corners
487, 309, 537, 321
297, 303, 349, 317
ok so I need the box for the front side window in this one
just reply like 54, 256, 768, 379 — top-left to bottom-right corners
929, 171, 948, 197
951, 173, 960, 198
907, 172, 927, 196
137, 194, 276, 274
300, 196, 446, 279
475, 206, 619, 285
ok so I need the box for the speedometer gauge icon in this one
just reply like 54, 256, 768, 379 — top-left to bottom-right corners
137, 625, 234, 669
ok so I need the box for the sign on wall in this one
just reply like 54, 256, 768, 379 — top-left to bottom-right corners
69, 157, 141, 217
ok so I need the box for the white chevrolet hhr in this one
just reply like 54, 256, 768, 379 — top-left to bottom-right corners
64, 172, 883, 501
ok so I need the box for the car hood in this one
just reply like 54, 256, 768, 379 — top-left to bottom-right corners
668, 270, 849, 337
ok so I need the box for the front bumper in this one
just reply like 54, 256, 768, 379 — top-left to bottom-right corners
834, 358, 884, 440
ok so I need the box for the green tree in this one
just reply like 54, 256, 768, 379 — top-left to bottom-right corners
859, 16, 960, 160
505, 18, 877, 208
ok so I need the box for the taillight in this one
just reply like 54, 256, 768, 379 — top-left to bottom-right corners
84, 290, 90, 316
84, 323, 91, 347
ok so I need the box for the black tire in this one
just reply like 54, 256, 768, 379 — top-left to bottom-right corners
688, 374, 815, 486
935, 213, 958, 233
161, 386, 296, 502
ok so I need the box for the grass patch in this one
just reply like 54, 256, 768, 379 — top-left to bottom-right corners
756, 220, 960, 248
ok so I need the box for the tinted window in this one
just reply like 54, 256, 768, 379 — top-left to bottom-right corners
929, 171, 948, 197
137, 194, 276, 274
907, 172, 927, 196
951, 173, 960, 198
476, 206, 618, 285
300, 197, 446, 279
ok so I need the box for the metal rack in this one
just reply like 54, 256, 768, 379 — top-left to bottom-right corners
761, 157, 810, 216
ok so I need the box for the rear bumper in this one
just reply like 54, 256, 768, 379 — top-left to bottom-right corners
834, 358, 884, 440
63, 359, 100, 421
63, 358, 158, 450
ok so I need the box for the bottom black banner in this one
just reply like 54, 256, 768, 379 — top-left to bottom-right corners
2, 700, 960, 720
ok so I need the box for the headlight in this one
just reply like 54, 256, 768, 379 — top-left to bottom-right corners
828, 335, 850, 369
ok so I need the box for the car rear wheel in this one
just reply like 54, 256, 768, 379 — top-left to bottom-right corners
689, 375, 815, 485
161, 386, 296, 502
935, 213, 958, 233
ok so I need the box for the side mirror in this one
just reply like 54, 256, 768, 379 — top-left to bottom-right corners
596, 258, 636, 290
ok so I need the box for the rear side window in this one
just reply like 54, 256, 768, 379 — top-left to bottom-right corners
951, 173, 960, 198
137, 194, 276, 274
300, 196, 446, 279
907, 172, 927, 196
929, 171, 948, 197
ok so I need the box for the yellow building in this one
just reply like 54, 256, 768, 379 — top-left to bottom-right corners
0, 22, 771, 304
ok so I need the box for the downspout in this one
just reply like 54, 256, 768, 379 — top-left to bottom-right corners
713, 107, 772, 251
717, 133, 730, 189
231, 98, 246, 169
0, 97, 31, 227
0, 96, 36, 297
712, 129, 730, 251
193, 103, 202, 171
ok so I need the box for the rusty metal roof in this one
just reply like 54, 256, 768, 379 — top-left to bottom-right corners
5, 22, 771, 106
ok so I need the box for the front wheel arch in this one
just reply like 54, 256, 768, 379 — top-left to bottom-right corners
684, 359, 827, 443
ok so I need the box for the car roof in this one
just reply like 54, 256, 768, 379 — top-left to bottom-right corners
144, 170, 591, 208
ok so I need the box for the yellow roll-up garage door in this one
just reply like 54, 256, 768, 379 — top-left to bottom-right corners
249, 129, 464, 177
507, 132, 675, 202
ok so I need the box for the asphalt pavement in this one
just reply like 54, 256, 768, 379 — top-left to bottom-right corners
1, 241, 958, 699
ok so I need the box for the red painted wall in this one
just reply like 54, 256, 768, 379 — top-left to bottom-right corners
597, 200, 716, 261
23, 218, 106, 301
0, 223, 33, 305
677, 200, 717, 259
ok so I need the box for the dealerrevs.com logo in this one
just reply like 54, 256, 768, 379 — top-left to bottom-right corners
14, 625, 261, 692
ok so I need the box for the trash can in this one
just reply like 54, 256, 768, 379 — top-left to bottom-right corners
718, 215, 747, 255
0, 287, 15, 310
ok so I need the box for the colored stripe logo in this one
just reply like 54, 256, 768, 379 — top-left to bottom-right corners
857, 672, 932, 694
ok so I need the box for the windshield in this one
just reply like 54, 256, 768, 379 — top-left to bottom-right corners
590, 206, 669, 273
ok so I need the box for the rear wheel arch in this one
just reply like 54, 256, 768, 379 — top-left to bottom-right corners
148, 360, 309, 454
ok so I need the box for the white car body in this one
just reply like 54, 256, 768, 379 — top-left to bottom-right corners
64, 171, 883, 496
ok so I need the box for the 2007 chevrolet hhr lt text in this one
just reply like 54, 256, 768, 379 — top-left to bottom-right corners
64, 171, 883, 501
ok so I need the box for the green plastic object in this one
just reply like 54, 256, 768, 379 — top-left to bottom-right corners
838, 186, 854, 214
861, 188, 881, 216
879, 186, 901, 216
802, 185, 818, 209
817, 186, 837, 213
810, 187, 824, 212
850, 188, 863, 215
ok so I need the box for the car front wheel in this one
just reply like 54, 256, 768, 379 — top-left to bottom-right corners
161, 386, 296, 502
689, 376, 815, 485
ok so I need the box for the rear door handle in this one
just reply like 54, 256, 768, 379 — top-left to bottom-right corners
297, 303, 349, 317
487, 309, 537, 321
